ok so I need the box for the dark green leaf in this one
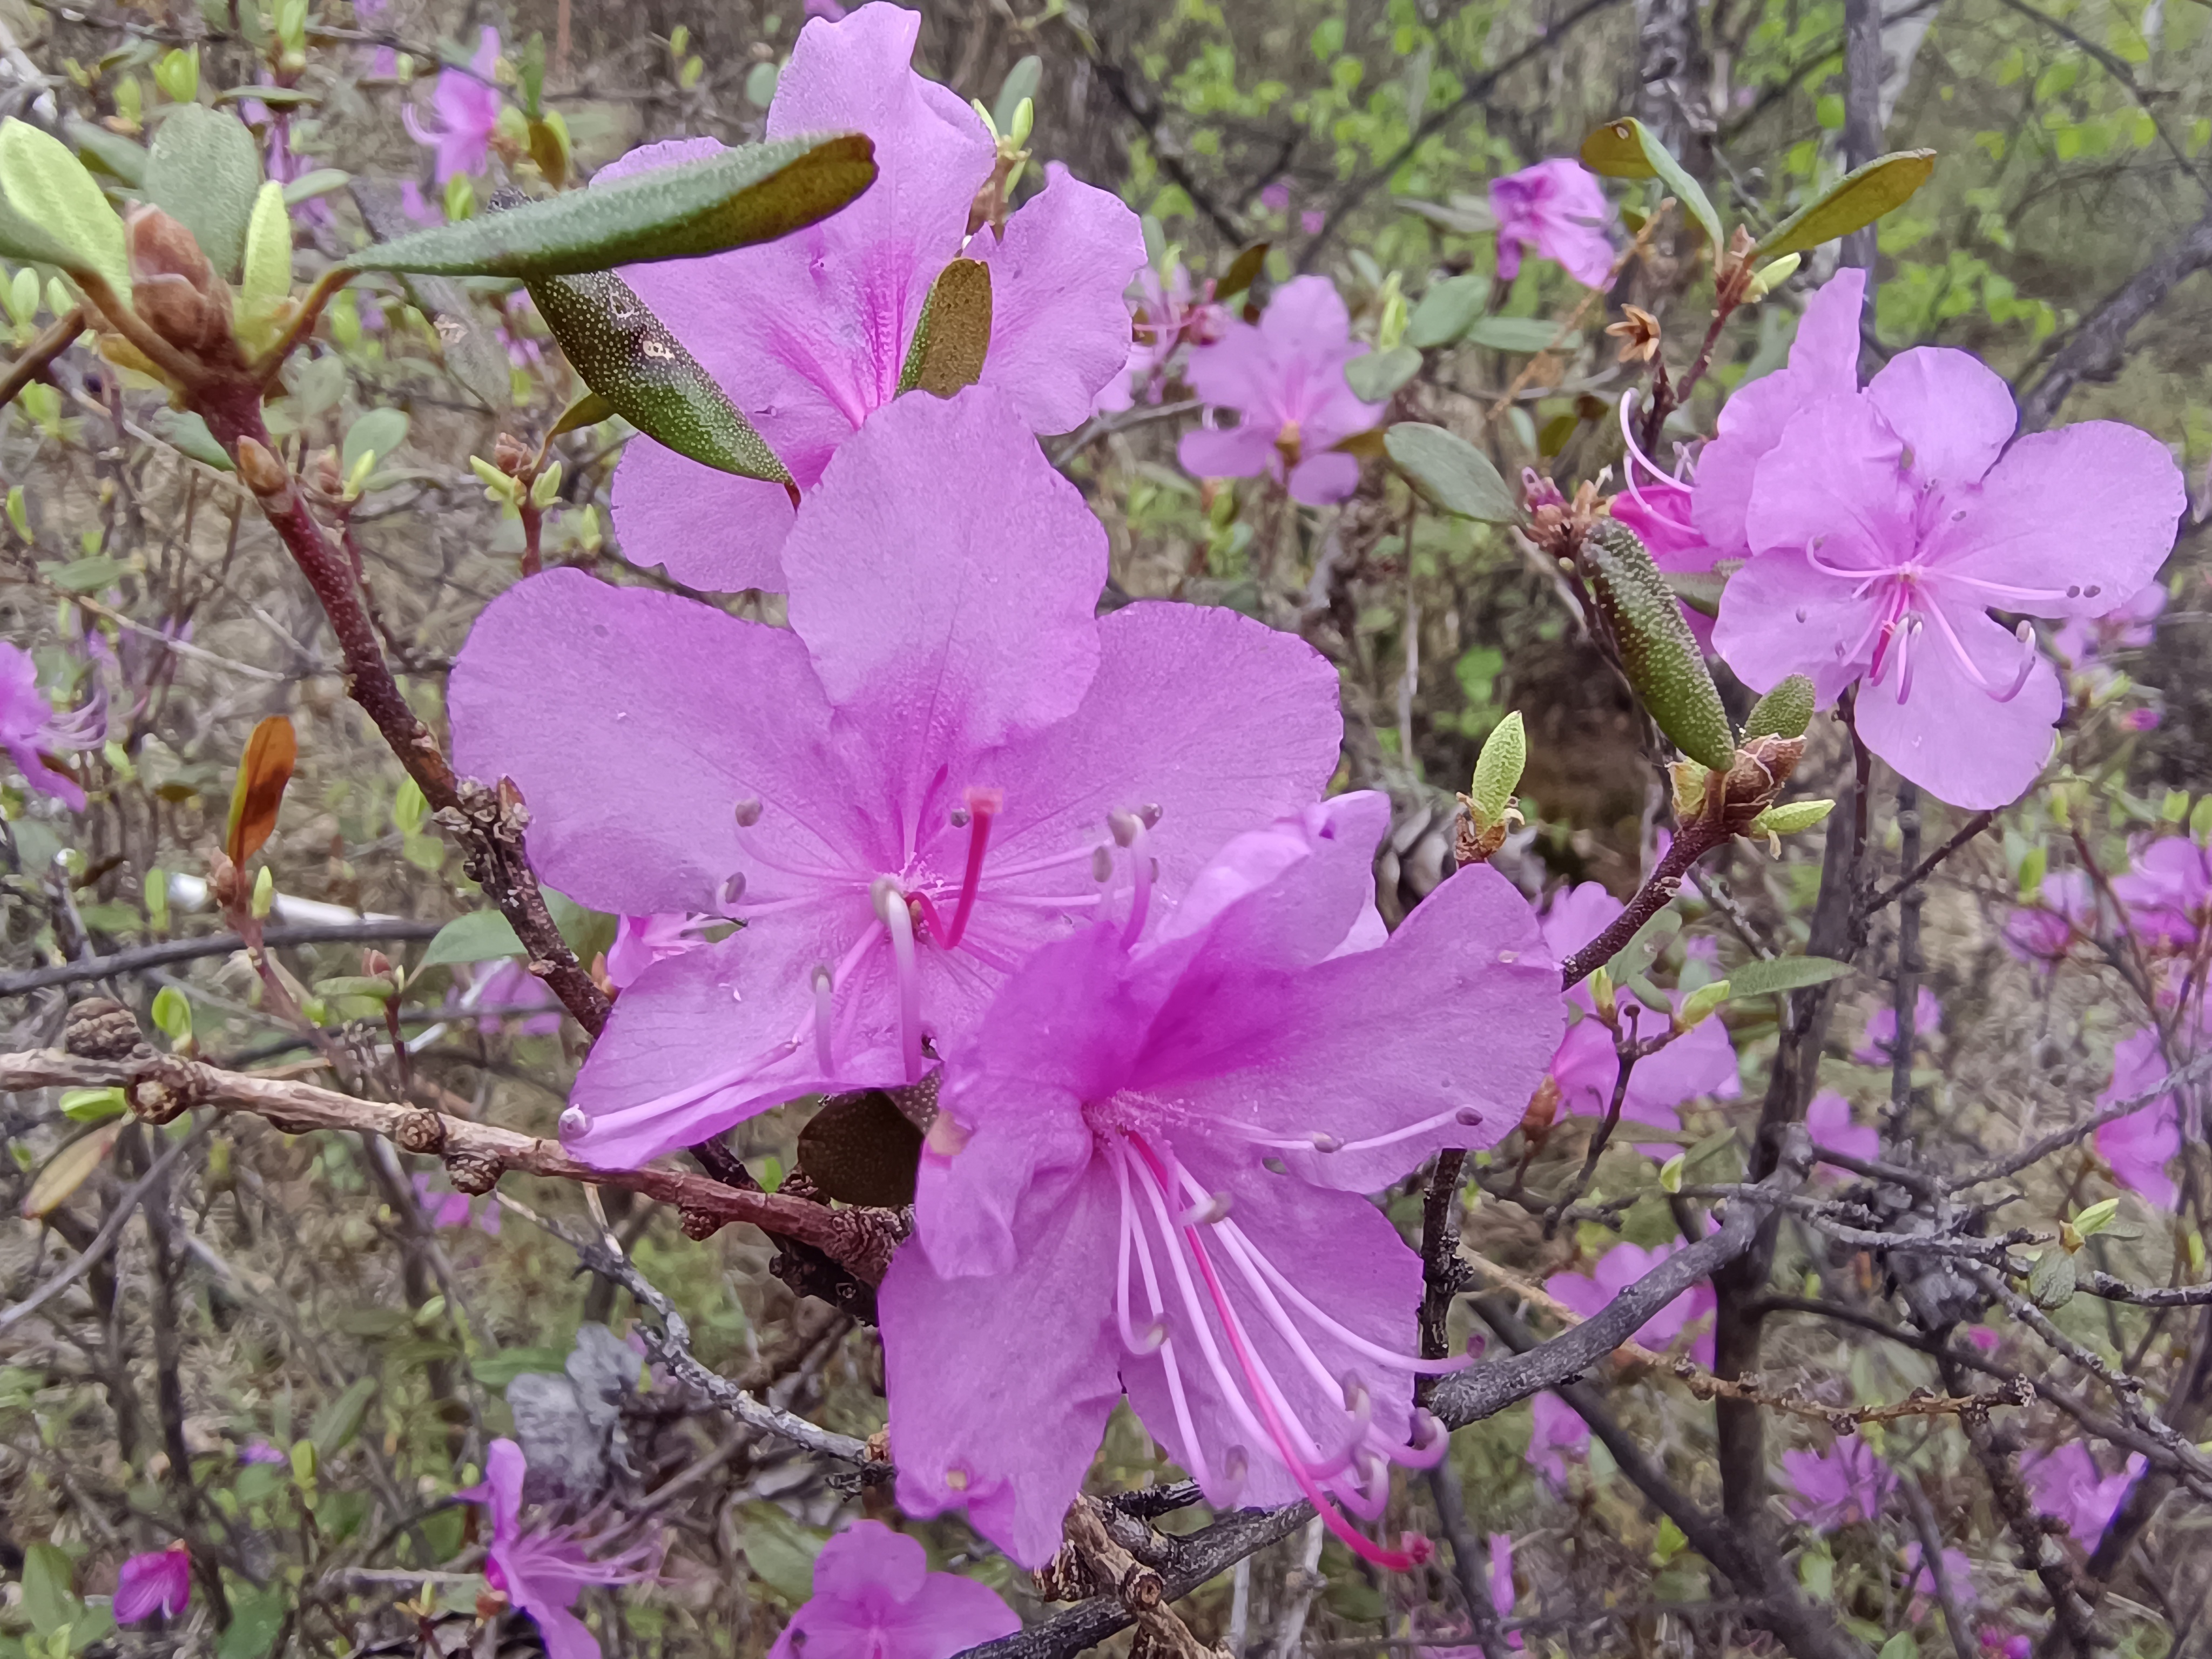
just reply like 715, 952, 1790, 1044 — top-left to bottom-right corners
309, 1375, 377, 1455
22, 1542, 76, 1636
1754, 149, 1937, 258
1582, 518, 1736, 770
348, 132, 876, 278
896, 257, 992, 399
529, 268, 793, 483
1580, 116, 1723, 254
145, 104, 262, 276
797, 1089, 924, 1207
1216, 240, 1269, 301
64, 116, 148, 188
214, 85, 320, 108
1466, 315, 1579, 354
151, 408, 236, 470
2026, 1246, 2076, 1311
1723, 955, 1851, 998
1383, 422, 1518, 523
1404, 271, 1487, 348
1344, 345, 1419, 402
992, 54, 1042, 137
1743, 674, 1816, 741
551, 388, 617, 436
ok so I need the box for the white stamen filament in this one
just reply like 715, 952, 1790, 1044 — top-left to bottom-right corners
873, 878, 923, 1083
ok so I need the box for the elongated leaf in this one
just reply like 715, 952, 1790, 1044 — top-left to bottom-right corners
1400, 194, 1497, 236
1754, 149, 1937, 258
1384, 422, 1518, 523
1583, 518, 1736, 771
0, 119, 131, 298
551, 388, 616, 436
1404, 271, 1487, 349
21, 1122, 124, 1219
1345, 345, 1419, 402
352, 181, 510, 411
225, 714, 297, 866
1466, 315, 1578, 354
896, 257, 992, 398
1580, 116, 1723, 254
237, 180, 292, 355
529, 267, 793, 483
993, 54, 1042, 137
215, 84, 319, 108
1723, 954, 1851, 999
145, 104, 262, 276
1606, 905, 1681, 983
282, 166, 350, 206
65, 116, 149, 187
349, 132, 875, 278
420, 908, 525, 968
1216, 240, 1270, 301
309, 1374, 377, 1454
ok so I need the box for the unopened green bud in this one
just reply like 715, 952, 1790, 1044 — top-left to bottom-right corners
1468, 711, 1526, 831
1744, 252, 1801, 302
1674, 979, 1730, 1032
145, 866, 170, 933
290, 1440, 317, 1483
251, 864, 275, 919
1008, 95, 1034, 149
469, 455, 520, 509
151, 984, 192, 1042
343, 450, 377, 500
1589, 963, 1617, 1023
1748, 798, 1835, 853
1743, 674, 1816, 742
530, 460, 563, 509
969, 96, 997, 139
6, 484, 27, 541
2072, 1196, 2120, 1239
2192, 795, 2212, 846
1658, 1152, 1685, 1193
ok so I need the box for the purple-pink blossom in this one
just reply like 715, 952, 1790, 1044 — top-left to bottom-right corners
114, 1545, 191, 1623
1092, 259, 1229, 416
604, 913, 716, 991
1177, 274, 1386, 504
2093, 1011, 2206, 1209
1489, 1532, 1520, 1644
1853, 986, 1943, 1066
448, 957, 563, 1037
453, 389, 1343, 1168
1548, 1240, 1715, 1366
1539, 882, 1739, 1136
2021, 1442, 2143, 1548
1709, 271, 2184, 809
881, 793, 1561, 1569
2, 641, 99, 809
601, 3, 1143, 594
1903, 1541, 1977, 1608
2054, 579, 2164, 669
404, 27, 503, 183
2112, 834, 2210, 954
1489, 158, 1615, 287
1526, 1392, 1590, 1489
767, 1520, 1017, 1658
1781, 1438, 1893, 1527
413, 1171, 502, 1234
1806, 1090, 1877, 1174
2002, 868, 2095, 968
239, 1438, 287, 1464
462, 1439, 658, 1659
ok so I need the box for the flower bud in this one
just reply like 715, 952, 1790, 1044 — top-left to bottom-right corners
126, 205, 237, 361
1467, 710, 1526, 832
1589, 963, 1617, 1023
234, 436, 292, 502
1746, 797, 1835, 854
1743, 674, 1816, 743
313, 446, 343, 499
1744, 253, 1801, 302
251, 864, 275, 919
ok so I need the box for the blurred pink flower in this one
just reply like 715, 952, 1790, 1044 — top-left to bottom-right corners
2093, 1013, 2206, 1208
1782, 1438, 1893, 1527
405, 28, 503, 183
114, 1545, 191, 1623
463, 1440, 658, 1659
413, 1171, 502, 1235
1489, 1532, 1521, 1647
768, 1520, 1017, 1658
1, 642, 100, 809
1903, 1540, 1976, 1608
1301, 208, 1326, 235
2112, 834, 2210, 953
2053, 580, 2164, 668
1092, 261, 1228, 416
1853, 986, 1943, 1065
604, 913, 715, 990
1806, 1090, 1877, 1173
1178, 274, 1386, 504
1548, 1239, 1715, 1366
2021, 1442, 2142, 1548
2001, 868, 2095, 969
1526, 1392, 1589, 1489
449, 958, 563, 1037
1259, 180, 1291, 213
239, 1439, 287, 1464
1489, 158, 1614, 287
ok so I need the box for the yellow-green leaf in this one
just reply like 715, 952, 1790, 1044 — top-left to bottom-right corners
0, 118, 130, 299
1579, 116, 1723, 254
1754, 149, 1937, 259
897, 257, 993, 399
21, 1123, 125, 1219
237, 179, 292, 355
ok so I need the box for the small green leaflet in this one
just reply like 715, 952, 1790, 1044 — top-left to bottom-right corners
1580, 116, 1724, 255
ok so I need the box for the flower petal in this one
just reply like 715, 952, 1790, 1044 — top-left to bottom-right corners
1852, 600, 2064, 809
1287, 450, 1362, 504
1865, 347, 2016, 491
1178, 420, 1278, 480
1711, 545, 1883, 705
882, 1164, 1125, 1568
608, 441, 796, 593
448, 568, 854, 918
972, 162, 1147, 434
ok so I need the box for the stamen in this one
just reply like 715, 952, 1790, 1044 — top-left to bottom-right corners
1183, 1191, 1233, 1228
1114, 812, 1155, 947
1092, 845, 1114, 882
811, 965, 835, 1074
1307, 1131, 1343, 1154
1253, 1104, 1487, 1161
939, 787, 1001, 952
873, 877, 923, 1083
1140, 803, 1164, 829
720, 872, 747, 908
733, 797, 763, 828
1614, 391, 1698, 534
1892, 614, 1921, 705
1113, 1147, 1211, 1485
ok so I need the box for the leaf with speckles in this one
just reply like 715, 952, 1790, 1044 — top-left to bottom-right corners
896, 257, 992, 399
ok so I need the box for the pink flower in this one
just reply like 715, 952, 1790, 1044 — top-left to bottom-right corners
2054, 579, 2164, 667
1093, 260, 1229, 416
1806, 1090, 1877, 1174
1710, 274, 2184, 808
1548, 1240, 1715, 1366
1178, 274, 1386, 504
1539, 882, 1739, 1137
453, 390, 1343, 1168
2094, 1014, 2204, 1208
604, 913, 716, 990
1489, 1532, 1521, 1646
2122, 706, 2162, 732
114, 1545, 191, 1623
602, 4, 1143, 594
239, 1439, 287, 1464
1489, 158, 1614, 287
1903, 1541, 1977, 1607
451, 958, 564, 1037
413, 1171, 502, 1235
462, 1440, 658, 1659
2002, 868, 2095, 968
768, 1520, 1017, 1658
1259, 180, 1292, 213
1526, 1392, 1590, 1489
2112, 835, 2210, 954
1781, 1439, 1893, 1527
1301, 209, 1326, 235
1853, 986, 1943, 1065
2, 642, 99, 808
881, 794, 1562, 1568
2021, 1442, 2143, 1547
1610, 477, 1719, 650
404, 27, 503, 183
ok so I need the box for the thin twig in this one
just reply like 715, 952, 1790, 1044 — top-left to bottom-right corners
1, 1128, 204, 1332
2, 920, 446, 996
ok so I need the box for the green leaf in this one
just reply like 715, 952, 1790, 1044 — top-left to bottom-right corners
1580, 117, 1723, 254
1723, 955, 1851, 998
471, 1345, 569, 1387
1345, 345, 1419, 402
528, 267, 794, 483
992, 54, 1042, 138
1465, 315, 1579, 354
1755, 150, 1937, 259
0, 119, 131, 298
63, 117, 148, 188
419, 908, 525, 968
59, 1087, 127, 1124
1582, 518, 1736, 771
1743, 674, 1816, 741
1399, 194, 1497, 237
237, 180, 292, 356
1664, 568, 1728, 619
1606, 906, 1681, 983
347, 133, 876, 279
21, 1543, 76, 1636
551, 388, 616, 437
151, 984, 193, 1041
144, 104, 263, 278
309, 1375, 377, 1455
44, 555, 131, 592
214, 84, 319, 108
1384, 422, 1518, 523
341, 408, 409, 475
215, 1589, 286, 1659
1215, 240, 1269, 302
281, 167, 350, 207
1403, 271, 1486, 349
149, 408, 235, 470
737, 1501, 827, 1604
896, 257, 992, 399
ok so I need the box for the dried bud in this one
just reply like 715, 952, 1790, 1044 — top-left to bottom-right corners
678, 1207, 725, 1240
64, 996, 144, 1060
1605, 304, 1662, 365
1715, 734, 1806, 830
209, 849, 241, 909
443, 1152, 501, 1196
1520, 1074, 1560, 1144
393, 1109, 447, 1154
313, 446, 344, 500
234, 436, 292, 503
125, 206, 237, 361
492, 431, 529, 475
